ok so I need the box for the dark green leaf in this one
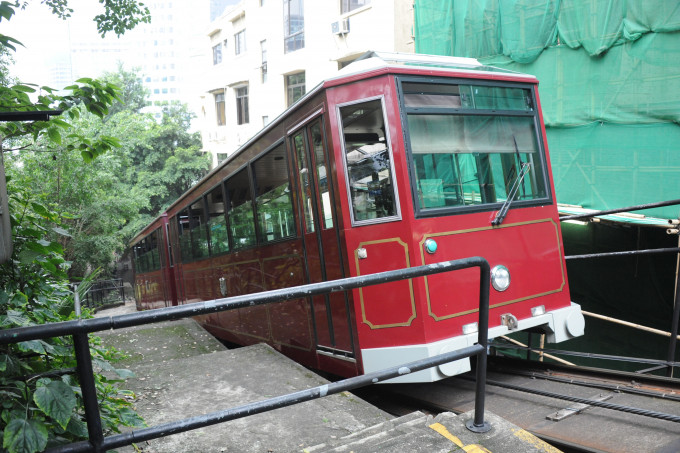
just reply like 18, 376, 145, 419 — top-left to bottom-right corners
30, 202, 52, 219
17, 340, 55, 355
11, 84, 36, 93
5, 310, 30, 327
18, 249, 41, 265
2, 419, 48, 453
34, 380, 77, 429
47, 127, 62, 145
52, 227, 72, 237
117, 407, 145, 427
65, 414, 88, 438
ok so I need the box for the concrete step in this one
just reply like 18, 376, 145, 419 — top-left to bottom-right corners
303, 411, 430, 451
305, 410, 565, 453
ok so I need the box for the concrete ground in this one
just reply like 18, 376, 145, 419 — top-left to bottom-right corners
95, 301, 562, 452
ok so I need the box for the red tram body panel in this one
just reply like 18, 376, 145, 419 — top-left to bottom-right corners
130, 53, 584, 382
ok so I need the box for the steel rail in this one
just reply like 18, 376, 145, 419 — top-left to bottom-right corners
470, 377, 680, 423
559, 199, 680, 221
491, 343, 679, 368
565, 247, 680, 260
494, 368, 680, 403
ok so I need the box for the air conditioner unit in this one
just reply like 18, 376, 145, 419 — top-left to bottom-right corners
331, 18, 350, 35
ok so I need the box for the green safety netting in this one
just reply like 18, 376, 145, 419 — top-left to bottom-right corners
414, 0, 680, 219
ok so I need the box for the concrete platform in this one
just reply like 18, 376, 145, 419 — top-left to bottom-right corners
95, 302, 562, 452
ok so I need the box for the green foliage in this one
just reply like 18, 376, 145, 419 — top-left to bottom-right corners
0, 2, 153, 451
0, 187, 144, 453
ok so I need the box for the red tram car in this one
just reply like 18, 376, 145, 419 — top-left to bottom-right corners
131, 52, 584, 382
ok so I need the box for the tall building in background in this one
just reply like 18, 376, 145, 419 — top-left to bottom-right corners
199, 0, 414, 167
41, 0, 237, 119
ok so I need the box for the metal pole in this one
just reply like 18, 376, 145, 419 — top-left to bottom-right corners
560, 198, 680, 221
667, 233, 680, 377
74, 284, 81, 318
72, 331, 104, 453
467, 261, 491, 433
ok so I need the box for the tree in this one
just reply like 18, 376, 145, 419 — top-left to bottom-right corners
100, 63, 149, 117
0, 1, 151, 451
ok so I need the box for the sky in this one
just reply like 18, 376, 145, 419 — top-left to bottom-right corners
4, 0, 120, 84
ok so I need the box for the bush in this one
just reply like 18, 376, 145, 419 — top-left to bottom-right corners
0, 184, 143, 453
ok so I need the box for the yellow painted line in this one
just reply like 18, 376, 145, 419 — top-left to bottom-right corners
429, 423, 491, 452
512, 428, 563, 452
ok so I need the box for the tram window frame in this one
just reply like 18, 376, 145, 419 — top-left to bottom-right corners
189, 198, 210, 260
206, 183, 230, 256
338, 96, 401, 227
310, 120, 334, 229
397, 76, 553, 219
225, 166, 257, 250
252, 141, 296, 244
292, 131, 315, 233
176, 209, 193, 262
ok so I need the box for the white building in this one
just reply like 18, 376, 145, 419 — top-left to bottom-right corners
199, 0, 414, 167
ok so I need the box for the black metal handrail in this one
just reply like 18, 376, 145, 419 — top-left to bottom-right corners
0, 257, 491, 452
82, 278, 125, 310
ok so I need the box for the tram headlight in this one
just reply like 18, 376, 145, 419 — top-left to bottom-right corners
490, 265, 511, 292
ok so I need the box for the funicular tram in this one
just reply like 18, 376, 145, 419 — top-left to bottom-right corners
131, 52, 585, 382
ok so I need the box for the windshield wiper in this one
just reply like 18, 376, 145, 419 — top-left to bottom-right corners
491, 162, 530, 226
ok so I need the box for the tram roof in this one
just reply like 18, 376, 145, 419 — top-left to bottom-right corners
330, 51, 532, 81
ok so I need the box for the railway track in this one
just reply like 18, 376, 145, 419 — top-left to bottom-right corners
352, 357, 680, 453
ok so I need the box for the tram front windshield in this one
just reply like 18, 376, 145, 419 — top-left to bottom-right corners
401, 81, 549, 215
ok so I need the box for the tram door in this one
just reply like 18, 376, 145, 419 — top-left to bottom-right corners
291, 118, 354, 357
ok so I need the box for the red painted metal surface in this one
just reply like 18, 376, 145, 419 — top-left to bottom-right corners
131, 56, 574, 381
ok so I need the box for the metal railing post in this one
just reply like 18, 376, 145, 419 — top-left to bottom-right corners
72, 331, 105, 453
466, 260, 491, 433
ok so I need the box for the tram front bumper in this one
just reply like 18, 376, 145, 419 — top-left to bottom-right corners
361, 302, 584, 383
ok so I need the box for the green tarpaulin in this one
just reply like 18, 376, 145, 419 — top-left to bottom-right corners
414, 0, 680, 219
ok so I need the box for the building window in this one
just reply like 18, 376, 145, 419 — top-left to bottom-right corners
286, 72, 305, 107
236, 86, 249, 125
215, 92, 226, 126
283, 0, 304, 53
260, 40, 267, 83
341, 0, 369, 14
212, 44, 222, 65
235, 29, 246, 55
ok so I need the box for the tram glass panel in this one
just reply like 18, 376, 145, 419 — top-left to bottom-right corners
189, 199, 210, 260
293, 133, 315, 233
311, 121, 334, 229
226, 168, 257, 249
402, 82, 548, 213
177, 210, 192, 261
340, 99, 397, 222
253, 143, 295, 243
206, 184, 229, 255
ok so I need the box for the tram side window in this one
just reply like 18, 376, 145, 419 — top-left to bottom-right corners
177, 210, 192, 262
340, 99, 398, 223
206, 184, 229, 255
226, 168, 257, 249
293, 132, 315, 233
133, 230, 162, 273
311, 121, 333, 229
189, 200, 210, 260
253, 143, 295, 243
